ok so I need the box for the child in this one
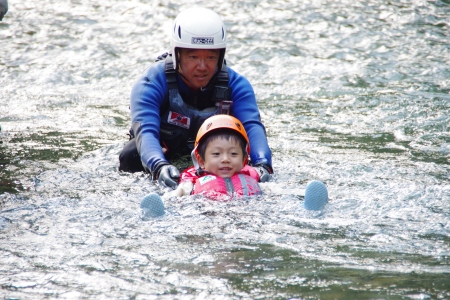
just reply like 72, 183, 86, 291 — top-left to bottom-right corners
140, 115, 328, 217
163, 114, 262, 200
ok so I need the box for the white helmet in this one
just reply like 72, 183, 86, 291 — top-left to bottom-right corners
171, 7, 227, 71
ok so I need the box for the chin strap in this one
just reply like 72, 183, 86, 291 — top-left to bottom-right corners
191, 148, 205, 176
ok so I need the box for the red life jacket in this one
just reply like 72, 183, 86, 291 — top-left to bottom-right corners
179, 165, 262, 200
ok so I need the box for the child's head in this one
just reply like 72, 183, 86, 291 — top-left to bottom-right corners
193, 115, 249, 178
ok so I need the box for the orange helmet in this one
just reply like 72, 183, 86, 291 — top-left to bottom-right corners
192, 115, 250, 167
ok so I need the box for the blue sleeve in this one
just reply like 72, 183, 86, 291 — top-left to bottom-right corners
130, 61, 169, 174
227, 67, 272, 168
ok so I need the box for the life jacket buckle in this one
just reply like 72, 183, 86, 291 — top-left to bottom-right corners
218, 100, 232, 114
214, 86, 232, 101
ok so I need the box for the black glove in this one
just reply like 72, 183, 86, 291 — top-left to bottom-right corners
254, 164, 273, 183
157, 165, 180, 189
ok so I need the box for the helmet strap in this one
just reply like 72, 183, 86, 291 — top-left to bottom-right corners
191, 148, 203, 174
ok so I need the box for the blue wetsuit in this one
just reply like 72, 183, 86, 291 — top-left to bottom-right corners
128, 58, 272, 175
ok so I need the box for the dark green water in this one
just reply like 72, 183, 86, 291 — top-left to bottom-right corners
1, 0, 449, 299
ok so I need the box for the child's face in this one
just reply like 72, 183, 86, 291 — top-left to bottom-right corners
198, 137, 245, 178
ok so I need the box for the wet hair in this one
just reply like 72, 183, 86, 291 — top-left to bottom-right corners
197, 129, 247, 161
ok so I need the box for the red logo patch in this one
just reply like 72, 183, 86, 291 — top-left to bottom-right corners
167, 111, 190, 129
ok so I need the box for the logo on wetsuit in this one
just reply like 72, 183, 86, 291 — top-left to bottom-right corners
167, 111, 191, 129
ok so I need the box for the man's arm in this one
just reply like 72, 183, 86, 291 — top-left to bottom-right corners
227, 67, 273, 171
129, 62, 170, 176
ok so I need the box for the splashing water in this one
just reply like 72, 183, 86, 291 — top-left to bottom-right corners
1, 0, 449, 298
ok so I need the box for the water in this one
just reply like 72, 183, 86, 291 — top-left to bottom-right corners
1, 0, 449, 298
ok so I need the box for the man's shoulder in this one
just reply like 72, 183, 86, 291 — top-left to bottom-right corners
139, 59, 167, 83
225, 65, 253, 90
145, 59, 166, 73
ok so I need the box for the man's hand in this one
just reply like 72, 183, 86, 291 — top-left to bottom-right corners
157, 165, 180, 189
254, 164, 272, 183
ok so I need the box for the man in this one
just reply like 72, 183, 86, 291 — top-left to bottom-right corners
119, 7, 273, 188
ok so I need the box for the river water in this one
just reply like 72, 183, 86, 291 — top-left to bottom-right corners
1, 0, 449, 299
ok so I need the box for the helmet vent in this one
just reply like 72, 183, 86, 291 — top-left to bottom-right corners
178, 26, 181, 39
222, 28, 225, 40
